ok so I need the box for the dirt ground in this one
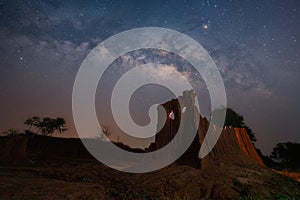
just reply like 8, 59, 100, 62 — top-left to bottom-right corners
1, 155, 300, 200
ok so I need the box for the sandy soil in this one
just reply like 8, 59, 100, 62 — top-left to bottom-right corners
1, 155, 300, 200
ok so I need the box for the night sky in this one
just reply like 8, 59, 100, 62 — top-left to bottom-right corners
0, 0, 299, 155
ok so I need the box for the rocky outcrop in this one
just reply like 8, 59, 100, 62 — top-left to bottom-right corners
200, 127, 265, 168
151, 90, 265, 168
0, 134, 145, 164
154, 90, 201, 167
0, 135, 28, 165
0, 134, 94, 163
26, 135, 93, 159
234, 128, 265, 165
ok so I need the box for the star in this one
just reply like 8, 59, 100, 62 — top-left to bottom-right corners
203, 24, 209, 30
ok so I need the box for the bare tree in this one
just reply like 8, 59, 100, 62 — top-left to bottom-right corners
99, 125, 111, 141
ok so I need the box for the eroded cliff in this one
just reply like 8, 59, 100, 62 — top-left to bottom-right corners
151, 90, 265, 168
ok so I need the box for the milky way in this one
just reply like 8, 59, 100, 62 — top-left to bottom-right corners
0, 0, 299, 154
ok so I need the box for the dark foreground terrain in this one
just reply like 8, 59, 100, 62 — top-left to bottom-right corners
1, 153, 300, 200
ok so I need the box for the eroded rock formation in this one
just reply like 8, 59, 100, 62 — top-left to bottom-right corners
200, 127, 265, 168
0, 135, 27, 165
151, 90, 265, 168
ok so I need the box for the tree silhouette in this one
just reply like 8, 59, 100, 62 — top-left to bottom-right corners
24, 116, 41, 131
270, 142, 300, 170
212, 107, 256, 142
97, 125, 111, 141
24, 118, 35, 130
55, 118, 68, 134
1, 128, 22, 136
24, 116, 67, 136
